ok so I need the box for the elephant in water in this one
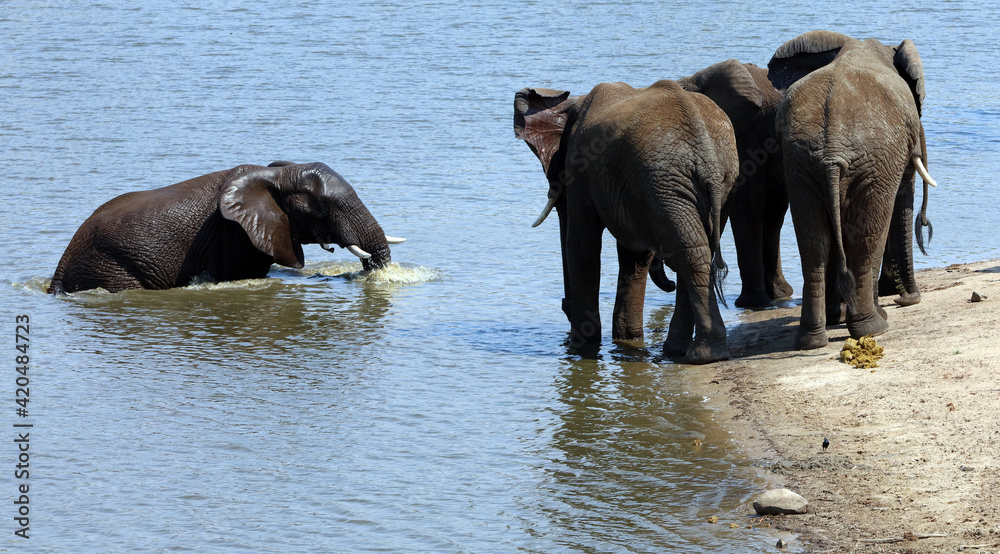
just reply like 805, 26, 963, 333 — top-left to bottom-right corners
767, 30, 937, 349
677, 59, 794, 309
515, 79, 739, 364
48, 161, 405, 293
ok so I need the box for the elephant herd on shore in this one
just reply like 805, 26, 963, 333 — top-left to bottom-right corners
48, 30, 937, 365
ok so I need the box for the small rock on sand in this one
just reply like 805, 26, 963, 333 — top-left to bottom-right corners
753, 488, 809, 515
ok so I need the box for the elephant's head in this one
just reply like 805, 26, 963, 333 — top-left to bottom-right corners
219, 162, 403, 271
513, 87, 578, 227
676, 59, 767, 137
767, 30, 925, 116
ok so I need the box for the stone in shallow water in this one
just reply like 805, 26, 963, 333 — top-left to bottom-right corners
753, 488, 808, 515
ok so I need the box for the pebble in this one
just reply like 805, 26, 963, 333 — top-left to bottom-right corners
752, 488, 809, 515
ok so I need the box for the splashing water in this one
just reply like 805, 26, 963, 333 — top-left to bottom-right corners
309, 261, 440, 286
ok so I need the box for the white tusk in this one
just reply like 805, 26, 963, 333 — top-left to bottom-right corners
346, 245, 372, 259
912, 156, 937, 187
384, 235, 406, 244
531, 197, 557, 228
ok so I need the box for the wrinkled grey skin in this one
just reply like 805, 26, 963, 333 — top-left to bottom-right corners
768, 30, 934, 349
677, 59, 794, 308
48, 162, 396, 293
515, 80, 739, 364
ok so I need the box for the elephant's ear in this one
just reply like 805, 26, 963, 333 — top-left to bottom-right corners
893, 39, 925, 117
218, 168, 305, 269
678, 59, 763, 136
514, 87, 571, 177
767, 30, 853, 91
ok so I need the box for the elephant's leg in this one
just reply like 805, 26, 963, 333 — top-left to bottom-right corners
878, 167, 921, 306
728, 179, 771, 308
788, 180, 831, 350
730, 198, 772, 309
843, 192, 893, 340
664, 244, 728, 364
683, 250, 729, 364
825, 258, 846, 325
844, 256, 889, 339
762, 188, 793, 300
565, 211, 605, 349
612, 245, 652, 341
873, 264, 888, 322
664, 277, 694, 357
556, 205, 572, 321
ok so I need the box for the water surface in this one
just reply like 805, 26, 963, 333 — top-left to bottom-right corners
2, 1, 998, 551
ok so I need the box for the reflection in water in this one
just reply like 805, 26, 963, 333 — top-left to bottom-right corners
56, 266, 408, 370
537, 352, 767, 550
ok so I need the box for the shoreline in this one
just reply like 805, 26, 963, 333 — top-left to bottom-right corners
690, 259, 1000, 552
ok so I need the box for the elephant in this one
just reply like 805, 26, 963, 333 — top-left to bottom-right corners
47, 161, 405, 294
767, 30, 937, 349
676, 59, 794, 309
514, 79, 740, 364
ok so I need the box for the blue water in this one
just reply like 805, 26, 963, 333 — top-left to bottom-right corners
2, 1, 998, 551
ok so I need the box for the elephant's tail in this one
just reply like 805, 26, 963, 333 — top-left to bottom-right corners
827, 164, 857, 313
710, 181, 728, 309
912, 154, 934, 255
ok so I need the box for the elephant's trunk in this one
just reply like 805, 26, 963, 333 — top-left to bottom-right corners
356, 216, 393, 272
361, 239, 392, 272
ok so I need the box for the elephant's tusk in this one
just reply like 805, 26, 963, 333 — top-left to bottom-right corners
532, 197, 557, 228
385, 235, 406, 244
347, 244, 372, 259
912, 156, 937, 187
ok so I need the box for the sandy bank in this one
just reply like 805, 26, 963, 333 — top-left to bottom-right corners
690, 260, 1000, 552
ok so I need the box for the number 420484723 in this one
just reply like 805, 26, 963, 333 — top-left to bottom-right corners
15, 315, 29, 413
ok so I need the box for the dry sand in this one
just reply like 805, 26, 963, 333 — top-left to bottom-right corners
689, 260, 1000, 552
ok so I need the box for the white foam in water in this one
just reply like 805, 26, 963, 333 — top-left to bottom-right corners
310, 261, 440, 285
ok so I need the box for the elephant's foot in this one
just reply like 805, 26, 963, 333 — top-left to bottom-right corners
735, 290, 772, 309
847, 313, 889, 340
893, 291, 921, 307
612, 327, 644, 342
795, 326, 829, 350
683, 339, 730, 365
768, 277, 794, 301
663, 338, 691, 358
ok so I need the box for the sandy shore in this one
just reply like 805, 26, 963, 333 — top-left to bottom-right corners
689, 260, 1000, 552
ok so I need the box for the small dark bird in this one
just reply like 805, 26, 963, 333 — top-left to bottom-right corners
822, 438, 830, 451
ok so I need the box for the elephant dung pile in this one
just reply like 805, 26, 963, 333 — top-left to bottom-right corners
840, 335, 884, 369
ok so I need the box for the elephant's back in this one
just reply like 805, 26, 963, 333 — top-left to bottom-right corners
50, 165, 263, 292
583, 81, 735, 161
779, 60, 918, 164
